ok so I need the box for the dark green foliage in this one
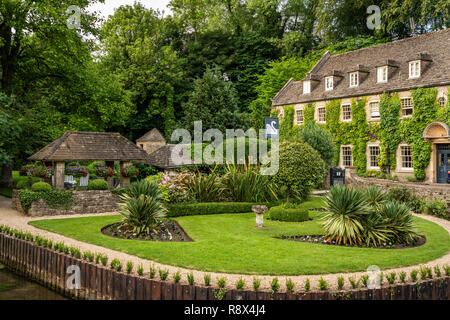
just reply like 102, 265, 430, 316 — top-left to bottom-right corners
18, 189, 73, 213
137, 264, 144, 276
16, 179, 31, 190
167, 202, 270, 217
126, 261, 133, 274
236, 278, 245, 290
183, 66, 242, 133
318, 277, 328, 290
187, 272, 195, 285
304, 279, 310, 292
253, 278, 261, 291
299, 123, 335, 164
204, 274, 211, 286
87, 179, 109, 190
270, 278, 280, 293
159, 269, 169, 281
121, 180, 162, 200
267, 205, 309, 222
173, 271, 181, 283
337, 276, 344, 290
423, 200, 447, 218
185, 172, 223, 202
285, 278, 294, 293
271, 140, 326, 203
217, 277, 226, 288
31, 182, 52, 192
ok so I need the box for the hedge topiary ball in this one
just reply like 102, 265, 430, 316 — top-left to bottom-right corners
16, 179, 31, 190
31, 182, 52, 192
87, 179, 109, 190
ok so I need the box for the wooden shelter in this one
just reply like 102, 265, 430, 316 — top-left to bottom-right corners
29, 131, 150, 189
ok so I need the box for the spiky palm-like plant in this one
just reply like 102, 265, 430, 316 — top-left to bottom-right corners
362, 213, 393, 247
122, 180, 162, 200
364, 186, 388, 208
119, 194, 167, 235
321, 185, 372, 245
379, 201, 420, 244
184, 172, 223, 202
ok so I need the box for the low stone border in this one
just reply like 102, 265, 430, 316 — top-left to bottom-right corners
1, 231, 449, 300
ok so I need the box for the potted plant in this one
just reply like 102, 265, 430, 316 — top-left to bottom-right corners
96, 166, 114, 178
120, 165, 139, 179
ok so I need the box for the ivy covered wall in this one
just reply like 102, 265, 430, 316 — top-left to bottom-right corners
277, 87, 450, 181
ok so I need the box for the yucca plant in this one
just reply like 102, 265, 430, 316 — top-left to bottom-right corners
321, 185, 372, 245
378, 201, 420, 244
364, 186, 388, 208
122, 180, 162, 200
119, 194, 167, 236
362, 213, 393, 247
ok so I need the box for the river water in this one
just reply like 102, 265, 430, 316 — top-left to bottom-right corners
0, 265, 67, 300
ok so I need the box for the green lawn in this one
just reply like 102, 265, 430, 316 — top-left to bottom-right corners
0, 171, 42, 198
29, 207, 450, 275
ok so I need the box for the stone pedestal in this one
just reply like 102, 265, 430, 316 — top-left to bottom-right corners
105, 161, 115, 189
252, 205, 268, 228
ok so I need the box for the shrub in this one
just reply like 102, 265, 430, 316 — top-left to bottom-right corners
378, 201, 420, 244
318, 277, 328, 290
121, 180, 162, 200
270, 278, 280, 293
100, 254, 108, 267
360, 275, 369, 287
433, 266, 441, 278
321, 185, 371, 245
298, 123, 335, 164
423, 200, 447, 218
253, 278, 261, 291
406, 176, 417, 182
270, 140, 326, 203
187, 272, 195, 285
386, 272, 396, 285
110, 259, 120, 270
409, 195, 425, 213
184, 172, 223, 202
304, 279, 310, 292
399, 271, 407, 283
267, 205, 309, 222
221, 164, 278, 202
443, 265, 450, 276
348, 276, 360, 289
18, 189, 73, 213
87, 179, 109, 190
217, 277, 226, 288
364, 186, 388, 207
204, 274, 211, 286
137, 264, 144, 276
126, 261, 133, 274
159, 269, 169, 281
16, 179, 31, 190
118, 194, 167, 235
149, 265, 156, 279
285, 278, 294, 293
173, 271, 181, 283
410, 270, 418, 282
31, 182, 52, 192
337, 276, 344, 290
236, 278, 245, 290
387, 187, 412, 203
167, 202, 271, 217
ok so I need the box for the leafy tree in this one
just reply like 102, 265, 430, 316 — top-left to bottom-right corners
299, 123, 335, 165
271, 140, 326, 203
183, 67, 242, 133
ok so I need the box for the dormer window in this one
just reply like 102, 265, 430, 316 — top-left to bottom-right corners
303, 81, 311, 94
349, 72, 359, 87
325, 76, 333, 91
409, 60, 421, 78
377, 66, 388, 83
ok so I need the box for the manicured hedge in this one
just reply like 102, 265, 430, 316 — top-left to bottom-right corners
87, 179, 109, 190
31, 182, 52, 192
267, 205, 309, 222
167, 202, 274, 217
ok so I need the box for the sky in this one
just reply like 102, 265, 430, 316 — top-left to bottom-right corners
87, 0, 172, 19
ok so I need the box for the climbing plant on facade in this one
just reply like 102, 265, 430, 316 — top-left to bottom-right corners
379, 93, 402, 172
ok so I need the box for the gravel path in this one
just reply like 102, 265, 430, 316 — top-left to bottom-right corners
0, 195, 449, 292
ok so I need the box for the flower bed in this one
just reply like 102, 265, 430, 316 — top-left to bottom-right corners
276, 234, 426, 249
101, 220, 192, 242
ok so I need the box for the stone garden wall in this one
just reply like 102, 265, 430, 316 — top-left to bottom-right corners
12, 190, 120, 217
345, 168, 450, 211
1, 232, 449, 300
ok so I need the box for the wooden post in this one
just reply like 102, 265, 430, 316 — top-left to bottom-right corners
105, 161, 114, 189
55, 162, 65, 190
120, 161, 131, 188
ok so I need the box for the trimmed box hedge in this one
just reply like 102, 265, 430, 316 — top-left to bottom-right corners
267, 205, 309, 222
167, 202, 275, 217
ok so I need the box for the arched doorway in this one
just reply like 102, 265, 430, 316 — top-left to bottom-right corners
423, 122, 450, 184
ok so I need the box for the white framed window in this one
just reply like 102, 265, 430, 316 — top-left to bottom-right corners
349, 72, 359, 87
400, 145, 413, 169
303, 81, 311, 94
342, 104, 352, 121
377, 66, 388, 83
401, 98, 413, 117
325, 76, 333, 91
368, 145, 380, 168
370, 101, 380, 119
296, 109, 304, 125
341, 146, 353, 167
409, 60, 421, 78
318, 107, 326, 123
438, 96, 446, 107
